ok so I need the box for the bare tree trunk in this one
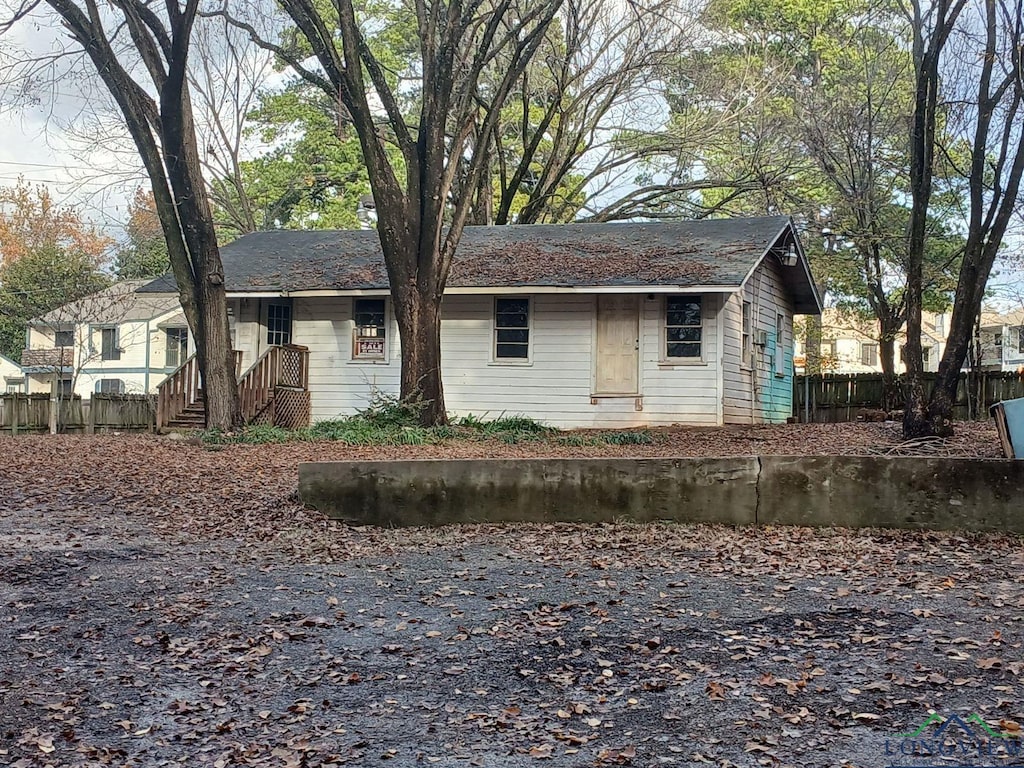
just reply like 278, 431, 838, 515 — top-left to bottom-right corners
878, 330, 900, 413
804, 315, 822, 374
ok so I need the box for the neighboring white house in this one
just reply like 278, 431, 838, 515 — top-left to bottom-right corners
20, 280, 189, 398
142, 217, 821, 427
975, 310, 1024, 372
794, 308, 949, 374
1, 351, 23, 393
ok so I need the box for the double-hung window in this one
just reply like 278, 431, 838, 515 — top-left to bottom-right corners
353, 298, 387, 360
494, 298, 530, 360
267, 303, 292, 346
665, 296, 702, 359
165, 327, 188, 368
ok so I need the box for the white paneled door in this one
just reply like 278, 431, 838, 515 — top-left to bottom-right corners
595, 295, 640, 394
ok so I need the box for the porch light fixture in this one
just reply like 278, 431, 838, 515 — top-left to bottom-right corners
779, 243, 799, 267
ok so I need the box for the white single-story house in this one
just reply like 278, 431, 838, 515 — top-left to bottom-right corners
21, 280, 190, 398
142, 217, 821, 428
1, 351, 24, 393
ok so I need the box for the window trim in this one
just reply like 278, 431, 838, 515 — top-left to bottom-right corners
53, 328, 74, 348
661, 294, 705, 365
491, 296, 533, 365
860, 342, 879, 367
774, 312, 786, 377
350, 297, 390, 363
95, 378, 125, 395
95, 325, 121, 361
740, 300, 753, 369
165, 326, 189, 369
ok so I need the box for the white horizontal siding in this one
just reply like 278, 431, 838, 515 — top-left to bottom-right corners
722, 259, 794, 424
282, 293, 726, 428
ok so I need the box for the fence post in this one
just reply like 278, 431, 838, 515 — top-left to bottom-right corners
11, 395, 18, 437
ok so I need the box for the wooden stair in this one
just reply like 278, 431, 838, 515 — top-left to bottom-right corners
156, 346, 309, 432
166, 393, 207, 430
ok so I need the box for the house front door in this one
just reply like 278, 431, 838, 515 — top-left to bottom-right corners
595, 295, 640, 394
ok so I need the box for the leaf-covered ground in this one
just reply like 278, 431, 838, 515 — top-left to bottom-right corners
1, 424, 1022, 767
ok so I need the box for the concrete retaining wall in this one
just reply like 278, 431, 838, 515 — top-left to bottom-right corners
298, 456, 1024, 533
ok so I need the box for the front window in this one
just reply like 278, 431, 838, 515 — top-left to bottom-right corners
494, 297, 530, 360
666, 296, 702, 358
96, 379, 124, 394
353, 298, 386, 360
267, 303, 292, 346
165, 327, 188, 368
100, 327, 120, 361
54, 329, 73, 348
861, 343, 878, 367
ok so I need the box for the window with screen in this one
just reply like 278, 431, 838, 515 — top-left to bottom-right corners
165, 328, 188, 368
666, 296, 702, 358
494, 298, 530, 360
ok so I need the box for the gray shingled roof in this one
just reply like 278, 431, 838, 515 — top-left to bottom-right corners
32, 280, 180, 325
141, 218, 821, 312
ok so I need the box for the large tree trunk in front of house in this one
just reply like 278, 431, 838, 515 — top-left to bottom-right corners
878, 333, 900, 413
392, 283, 446, 426
195, 264, 240, 430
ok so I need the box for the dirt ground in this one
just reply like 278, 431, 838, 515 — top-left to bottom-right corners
1, 423, 1022, 768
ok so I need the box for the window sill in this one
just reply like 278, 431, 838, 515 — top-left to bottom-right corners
347, 359, 391, 365
591, 392, 640, 398
488, 360, 533, 367
658, 359, 708, 367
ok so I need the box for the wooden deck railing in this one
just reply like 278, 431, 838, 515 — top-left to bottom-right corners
156, 350, 246, 429
156, 353, 200, 429
237, 344, 310, 424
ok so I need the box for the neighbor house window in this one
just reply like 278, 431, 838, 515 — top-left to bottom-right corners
96, 379, 124, 394
666, 296, 702, 358
165, 327, 188, 368
821, 339, 837, 356
741, 301, 752, 365
1017, 327, 1024, 354
353, 298, 386, 360
5, 379, 22, 394
861, 343, 878, 367
775, 313, 785, 376
57, 378, 73, 397
267, 303, 292, 346
494, 297, 530, 360
54, 329, 73, 347
100, 327, 120, 361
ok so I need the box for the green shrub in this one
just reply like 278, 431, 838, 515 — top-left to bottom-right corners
599, 430, 654, 445
358, 390, 427, 428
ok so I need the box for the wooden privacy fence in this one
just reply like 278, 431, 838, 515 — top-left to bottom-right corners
793, 372, 1024, 423
0, 393, 156, 435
